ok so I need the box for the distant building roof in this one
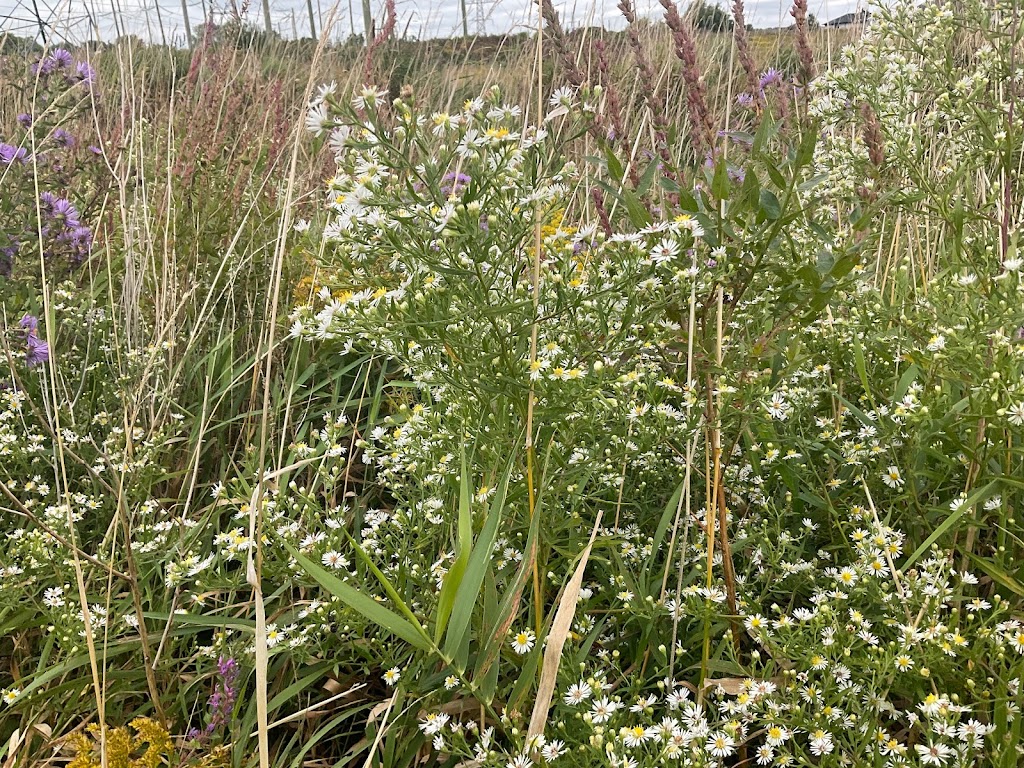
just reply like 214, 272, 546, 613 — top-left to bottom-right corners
826, 10, 871, 26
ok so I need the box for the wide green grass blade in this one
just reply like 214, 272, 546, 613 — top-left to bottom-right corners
434, 448, 475, 643
285, 542, 431, 651
443, 456, 513, 658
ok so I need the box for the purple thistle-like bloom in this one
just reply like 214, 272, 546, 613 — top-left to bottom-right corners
759, 67, 783, 89
440, 171, 471, 197
25, 335, 49, 367
49, 49, 73, 69
53, 128, 75, 148
17, 113, 33, 128
0, 143, 27, 164
736, 92, 754, 108
75, 61, 96, 86
47, 197, 80, 228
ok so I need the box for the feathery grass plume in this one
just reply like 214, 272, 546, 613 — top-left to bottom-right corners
594, 38, 626, 145
539, 0, 586, 87
731, 0, 760, 105
859, 101, 885, 170
790, 0, 817, 86
856, 101, 884, 204
619, 0, 679, 187
364, 0, 397, 81
595, 37, 640, 186
660, 0, 715, 157
591, 187, 613, 237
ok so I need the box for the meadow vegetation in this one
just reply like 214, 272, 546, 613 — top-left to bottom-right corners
1, 0, 1023, 766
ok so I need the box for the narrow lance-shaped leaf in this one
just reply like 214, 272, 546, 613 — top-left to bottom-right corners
443, 456, 513, 658
285, 542, 431, 651
434, 448, 475, 643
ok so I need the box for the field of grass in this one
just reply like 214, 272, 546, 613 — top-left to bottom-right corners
1, 1, 1023, 766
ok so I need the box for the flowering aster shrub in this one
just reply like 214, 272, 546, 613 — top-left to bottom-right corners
0, 47, 99, 288
2, 0, 1024, 765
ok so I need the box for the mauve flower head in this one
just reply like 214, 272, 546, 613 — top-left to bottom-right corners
20, 315, 39, 334
53, 128, 75, 148
737, 92, 754, 108
759, 67, 783, 89
440, 171, 471, 196
17, 113, 32, 128
75, 61, 96, 86
68, 225, 93, 247
25, 335, 49, 367
0, 143, 27, 164
48, 197, 80, 228
49, 49, 73, 69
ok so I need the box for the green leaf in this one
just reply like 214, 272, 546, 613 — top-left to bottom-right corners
286, 542, 431, 651
444, 458, 513, 658
711, 158, 731, 200
435, 449, 475, 643
605, 146, 624, 184
472, 492, 543, 693
645, 480, 685, 578
965, 553, 1024, 598
759, 189, 782, 220
900, 481, 1000, 573
894, 365, 920, 401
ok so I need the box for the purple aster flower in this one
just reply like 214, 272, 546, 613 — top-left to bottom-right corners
75, 61, 96, 86
20, 315, 38, 334
25, 335, 49, 368
0, 143, 27, 164
47, 197, 80, 228
736, 92, 754, 108
49, 48, 73, 69
440, 171, 471, 196
88, 145, 103, 155
53, 128, 75, 148
68, 225, 93, 247
17, 113, 33, 128
759, 68, 783, 89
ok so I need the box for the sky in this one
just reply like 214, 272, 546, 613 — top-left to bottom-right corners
1, 0, 864, 46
